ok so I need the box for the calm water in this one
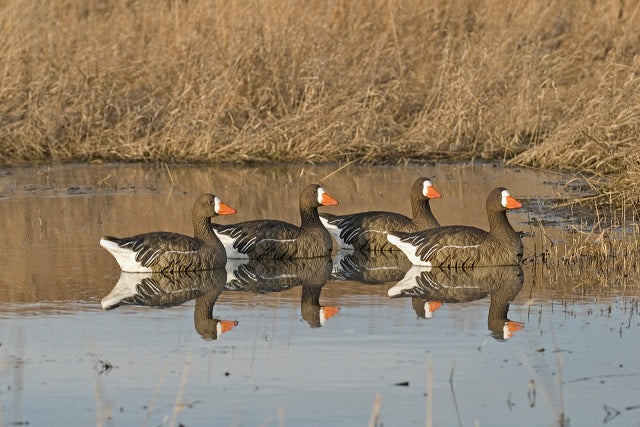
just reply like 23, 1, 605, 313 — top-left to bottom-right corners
1, 162, 639, 426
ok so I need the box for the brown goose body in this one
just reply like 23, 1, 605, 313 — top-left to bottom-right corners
320, 177, 441, 251
212, 184, 338, 259
100, 193, 236, 272
386, 187, 523, 267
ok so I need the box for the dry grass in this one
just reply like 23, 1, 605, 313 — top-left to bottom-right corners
1, 0, 639, 206
529, 204, 640, 280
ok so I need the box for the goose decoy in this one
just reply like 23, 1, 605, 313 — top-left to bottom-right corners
320, 177, 441, 251
101, 269, 238, 340
386, 187, 523, 267
212, 184, 338, 259
100, 193, 236, 272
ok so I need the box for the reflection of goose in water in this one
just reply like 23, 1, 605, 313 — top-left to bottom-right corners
225, 257, 340, 328
331, 250, 412, 284
388, 265, 524, 340
225, 257, 330, 293
101, 269, 238, 340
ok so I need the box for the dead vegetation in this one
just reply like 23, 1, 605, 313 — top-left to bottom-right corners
1, 0, 639, 209
527, 200, 640, 280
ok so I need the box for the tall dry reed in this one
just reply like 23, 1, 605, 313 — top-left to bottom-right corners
1, 0, 639, 207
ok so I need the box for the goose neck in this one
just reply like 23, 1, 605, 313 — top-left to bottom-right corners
488, 209, 515, 236
300, 205, 320, 227
193, 214, 216, 242
412, 198, 438, 227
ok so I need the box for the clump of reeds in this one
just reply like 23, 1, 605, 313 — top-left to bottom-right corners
530, 201, 640, 280
1, 1, 639, 208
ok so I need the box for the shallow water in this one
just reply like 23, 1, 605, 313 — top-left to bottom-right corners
1, 162, 639, 426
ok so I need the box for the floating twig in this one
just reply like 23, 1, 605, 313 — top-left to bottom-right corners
603, 404, 620, 423
368, 393, 381, 427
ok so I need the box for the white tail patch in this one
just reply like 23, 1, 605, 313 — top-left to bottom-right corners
386, 234, 432, 267
319, 216, 353, 250
101, 272, 150, 309
387, 266, 432, 296
100, 238, 152, 273
224, 259, 249, 284
213, 231, 250, 259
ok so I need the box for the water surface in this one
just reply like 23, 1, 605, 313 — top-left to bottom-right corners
1, 162, 639, 426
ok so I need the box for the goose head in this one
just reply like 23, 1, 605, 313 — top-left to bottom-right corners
414, 177, 442, 199
194, 193, 237, 219
301, 184, 339, 208
487, 187, 522, 212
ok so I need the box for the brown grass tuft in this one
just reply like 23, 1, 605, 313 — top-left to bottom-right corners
1, 1, 639, 208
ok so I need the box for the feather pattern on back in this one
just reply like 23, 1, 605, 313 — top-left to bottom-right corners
386, 187, 523, 267
212, 184, 338, 259
319, 177, 441, 251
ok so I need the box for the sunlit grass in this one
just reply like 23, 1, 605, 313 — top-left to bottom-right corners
1, 0, 639, 213
527, 203, 640, 280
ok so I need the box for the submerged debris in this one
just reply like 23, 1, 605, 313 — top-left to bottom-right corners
95, 359, 114, 375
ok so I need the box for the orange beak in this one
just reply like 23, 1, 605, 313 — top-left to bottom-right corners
217, 202, 237, 215
426, 186, 442, 199
321, 192, 339, 206
427, 301, 443, 313
505, 321, 524, 333
505, 195, 522, 209
219, 320, 239, 333
322, 306, 340, 320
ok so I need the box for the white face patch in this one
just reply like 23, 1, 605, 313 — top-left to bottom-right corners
422, 180, 433, 197
216, 322, 223, 337
317, 187, 326, 204
319, 308, 327, 324
423, 302, 435, 318
503, 323, 512, 340
501, 190, 510, 208
214, 196, 222, 214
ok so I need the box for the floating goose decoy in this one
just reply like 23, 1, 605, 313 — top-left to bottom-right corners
320, 177, 441, 251
212, 184, 338, 259
386, 187, 523, 267
100, 193, 236, 272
